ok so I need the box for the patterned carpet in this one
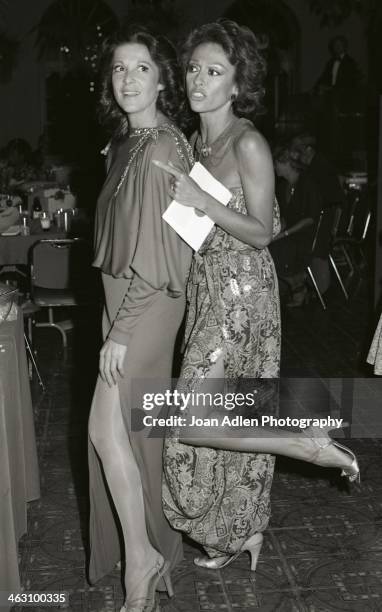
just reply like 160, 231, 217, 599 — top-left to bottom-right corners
14, 282, 382, 612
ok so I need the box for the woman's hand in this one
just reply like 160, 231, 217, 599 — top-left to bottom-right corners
152, 159, 209, 213
99, 338, 127, 387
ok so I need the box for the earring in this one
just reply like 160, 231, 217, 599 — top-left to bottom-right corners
231, 93, 237, 102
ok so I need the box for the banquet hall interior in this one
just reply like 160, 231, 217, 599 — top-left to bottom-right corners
1, 1, 382, 611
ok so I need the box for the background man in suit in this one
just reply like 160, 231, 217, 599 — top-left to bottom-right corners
314, 36, 363, 165
316, 35, 361, 112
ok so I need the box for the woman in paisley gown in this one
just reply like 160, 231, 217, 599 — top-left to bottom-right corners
158, 19, 360, 572
87, 26, 193, 612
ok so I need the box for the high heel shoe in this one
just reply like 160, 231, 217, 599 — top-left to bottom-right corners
304, 424, 360, 483
120, 557, 173, 612
194, 532, 263, 571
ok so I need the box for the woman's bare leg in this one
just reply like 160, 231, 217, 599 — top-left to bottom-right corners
179, 430, 354, 470
89, 378, 161, 601
177, 359, 354, 472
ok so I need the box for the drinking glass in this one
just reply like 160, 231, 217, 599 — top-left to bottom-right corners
40, 211, 51, 231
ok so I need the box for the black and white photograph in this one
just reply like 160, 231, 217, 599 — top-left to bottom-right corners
0, 1, 382, 611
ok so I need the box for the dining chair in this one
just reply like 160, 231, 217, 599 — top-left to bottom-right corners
307, 203, 350, 310
23, 329, 45, 391
29, 238, 98, 348
332, 205, 372, 294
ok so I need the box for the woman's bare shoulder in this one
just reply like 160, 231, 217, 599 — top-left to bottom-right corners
234, 125, 271, 160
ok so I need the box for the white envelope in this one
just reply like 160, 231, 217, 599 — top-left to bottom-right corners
162, 162, 232, 251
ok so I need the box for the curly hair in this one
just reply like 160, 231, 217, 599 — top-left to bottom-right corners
98, 24, 187, 137
181, 19, 267, 118
273, 143, 304, 172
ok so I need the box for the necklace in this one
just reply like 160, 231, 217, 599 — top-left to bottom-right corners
198, 117, 237, 159
114, 131, 153, 196
114, 124, 194, 197
129, 123, 170, 137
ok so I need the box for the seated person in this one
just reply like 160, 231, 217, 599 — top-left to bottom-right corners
289, 133, 343, 293
0, 198, 20, 233
269, 146, 323, 306
289, 133, 345, 208
1, 138, 37, 188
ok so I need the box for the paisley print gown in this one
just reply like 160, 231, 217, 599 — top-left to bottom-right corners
163, 119, 281, 557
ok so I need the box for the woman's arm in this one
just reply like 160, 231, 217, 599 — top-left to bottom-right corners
108, 276, 158, 346
206, 130, 274, 248
99, 275, 158, 387
273, 217, 313, 241
154, 129, 275, 249
99, 132, 192, 387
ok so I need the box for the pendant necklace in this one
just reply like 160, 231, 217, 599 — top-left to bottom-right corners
198, 117, 237, 160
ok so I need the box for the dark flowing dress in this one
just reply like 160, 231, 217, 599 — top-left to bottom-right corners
88, 124, 193, 583
162, 118, 281, 557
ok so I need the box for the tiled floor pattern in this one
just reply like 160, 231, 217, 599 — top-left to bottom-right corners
13, 284, 382, 611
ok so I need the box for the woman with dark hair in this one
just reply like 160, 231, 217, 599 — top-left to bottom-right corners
87, 25, 193, 612
157, 19, 359, 573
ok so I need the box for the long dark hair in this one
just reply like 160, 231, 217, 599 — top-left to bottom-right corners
98, 24, 187, 136
182, 19, 267, 118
